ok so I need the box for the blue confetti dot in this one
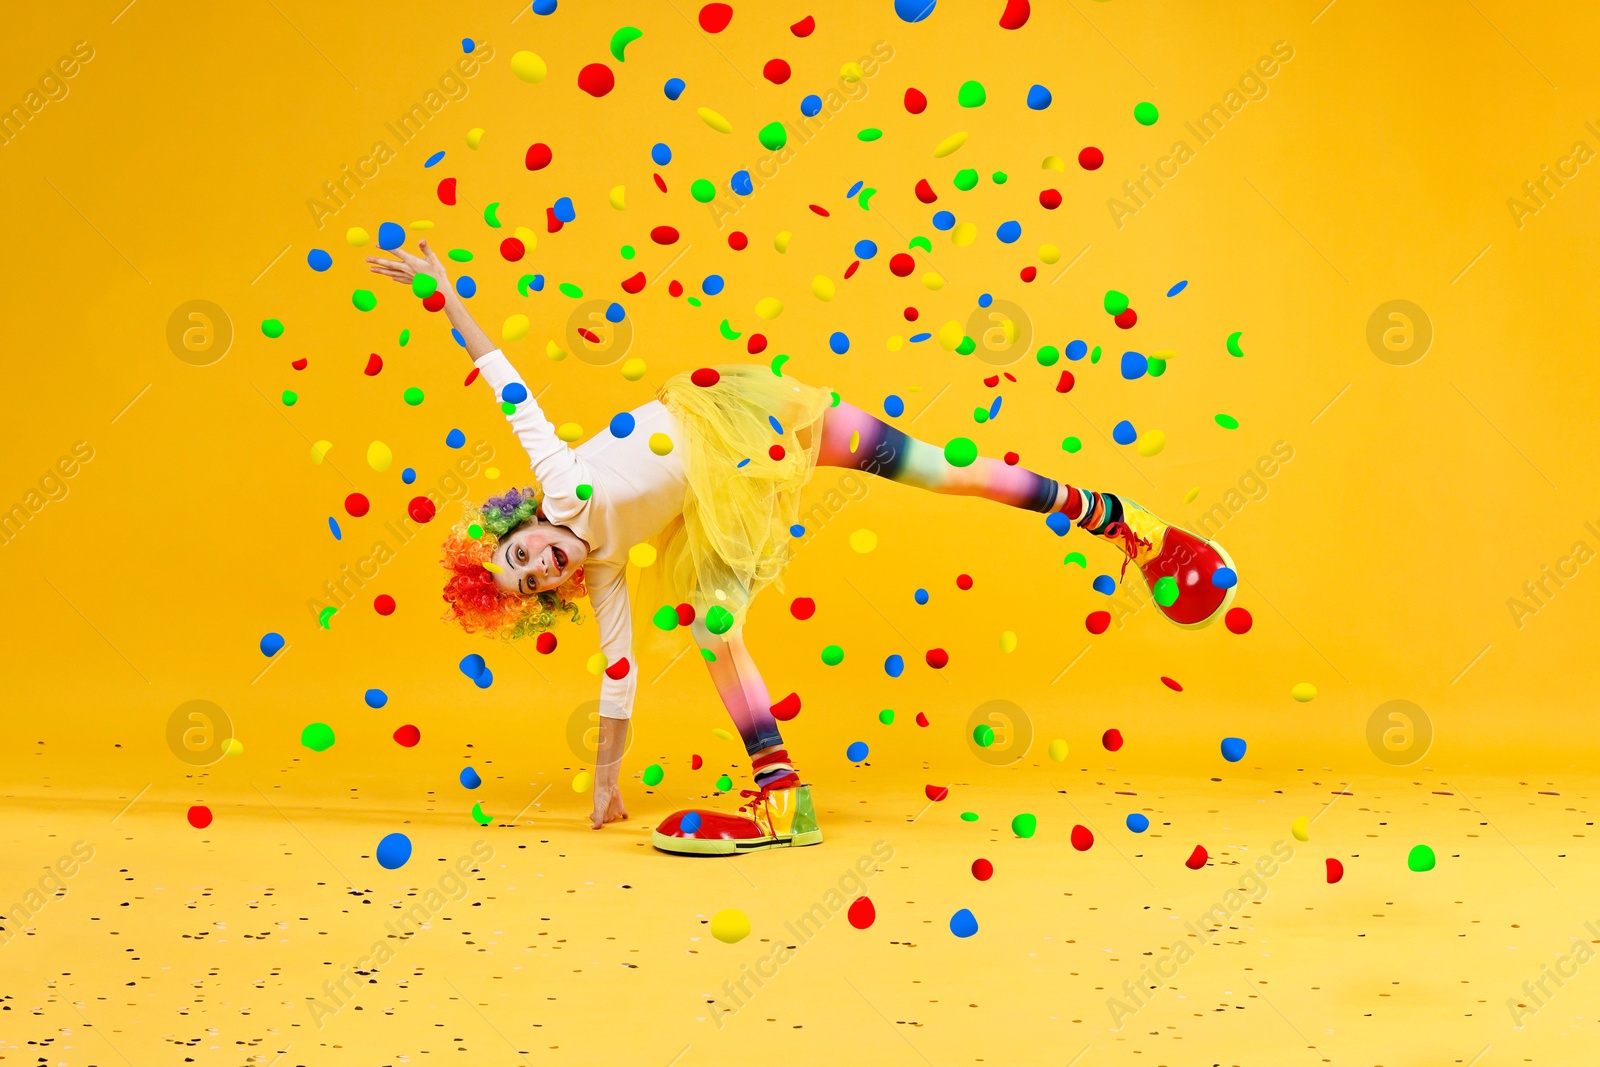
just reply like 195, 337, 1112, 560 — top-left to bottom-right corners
424, 150, 445, 168
651, 142, 672, 165
1212, 567, 1238, 589
895, 0, 936, 22
459, 654, 486, 679
455, 276, 477, 298
768, 415, 785, 435
401, 467, 416, 484
1221, 737, 1247, 763
1167, 279, 1188, 297
532, 0, 557, 14
932, 210, 955, 231
702, 274, 725, 296
376, 833, 412, 870
365, 688, 388, 709
1093, 574, 1115, 595
829, 331, 850, 354
977, 293, 993, 308
914, 588, 929, 605
1045, 512, 1071, 536
1066, 339, 1088, 361
884, 394, 905, 417
553, 196, 576, 223
259, 632, 285, 657
664, 77, 686, 100
1126, 813, 1150, 833
846, 741, 869, 762
450, 328, 465, 348
473, 668, 494, 689
462, 38, 475, 53
605, 302, 625, 322
610, 412, 636, 438
1112, 420, 1137, 445
501, 382, 529, 404
306, 248, 332, 272
800, 94, 822, 117
446, 428, 466, 448
460, 766, 482, 789
884, 654, 904, 677
790, 524, 806, 537
1026, 84, 1052, 110
996, 220, 1021, 244
1120, 351, 1148, 380
736, 458, 751, 468
846, 180, 865, 198
949, 908, 978, 938
378, 222, 405, 250
527, 274, 546, 292
908, 332, 931, 343
730, 170, 754, 196
854, 239, 878, 259
328, 516, 342, 540
988, 396, 1001, 420
681, 811, 703, 833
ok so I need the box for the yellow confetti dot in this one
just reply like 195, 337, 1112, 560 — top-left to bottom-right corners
482, 560, 503, 574
514, 226, 537, 251
1047, 738, 1069, 761
999, 630, 1018, 653
711, 908, 751, 944
221, 737, 244, 757
557, 422, 583, 442
587, 652, 609, 676
999, 317, 1019, 344
1183, 486, 1200, 504
1291, 682, 1318, 703
840, 62, 864, 82
712, 727, 734, 742
466, 128, 485, 149
621, 357, 647, 381
572, 770, 593, 792
629, 542, 658, 568
310, 440, 333, 464
755, 297, 784, 320
849, 529, 878, 553
1136, 430, 1165, 457
774, 231, 792, 253
648, 432, 674, 456
921, 271, 946, 291
609, 185, 626, 210
410, 220, 435, 230
1039, 244, 1061, 264
1042, 155, 1066, 172
886, 335, 904, 351
951, 222, 976, 246
485, 467, 500, 479
502, 314, 530, 342
366, 440, 393, 472
1291, 816, 1310, 842
848, 430, 860, 453
511, 51, 547, 83
1152, 348, 1175, 360
345, 227, 369, 247
937, 320, 964, 351
812, 275, 835, 301
697, 106, 732, 133
933, 131, 969, 158
546, 341, 569, 361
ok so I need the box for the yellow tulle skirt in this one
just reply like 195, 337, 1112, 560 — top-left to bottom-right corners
649, 365, 835, 626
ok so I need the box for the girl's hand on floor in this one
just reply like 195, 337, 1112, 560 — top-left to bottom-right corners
365, 239, 451, 292
590, 778, 628, 829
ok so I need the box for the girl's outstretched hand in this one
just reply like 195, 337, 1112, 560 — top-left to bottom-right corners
366, 239, 451, 292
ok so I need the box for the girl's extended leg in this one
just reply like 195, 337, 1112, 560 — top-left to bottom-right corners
690, 620, 799, 791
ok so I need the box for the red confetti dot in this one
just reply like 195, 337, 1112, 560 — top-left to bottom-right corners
1186, 844, 1209, 870
344, 493, 370, 517
577, 62, 615, 97
843, 260, 860, 280
1102, 728, 1124, 751
691, 367, 721, 387
925, 784, 949, 802
790, 597, 816, 620
423, 291, 446, 312
1019, 265, 1037, 282
807, 203, 829, 217
1085, 610, 1111, 634
604, 657, 631, 680
1326, 858, 1344, 884
691, 753, 704, 770
904, 307, 919, 321
1003, 451, 1019, 465
771, 692, 802, 721
291, 358, 307, 370
1056, 370, 1075, 393
1071, 824, 1094, 851
915, 178, 937, 204
763, 58, 791, 84
955, 574, 973, 590
746, 333, 767, 355
1225, 607, 1253, 634
437, 177, 457, 205
364, 353, 383, 376
768, 444, 786, 460
971, 858, 993, 881
1078, 146, 1104, 170
653, 172, 668, 193
621, 271, 646, 294
915, 711, 930, 728
546, 207, 563, 233
578, 328, 600, 344
524, 142, 552, 171
393, 724, 421, 747
728, 230, 748, 250
999, 0, 1031, 29
407, 496, 436, 524
847, 895, 875, 929
698, 2, 733, 32
790, 14, 815, 36
904, 87, 927, 114
373, 594, 396, 616
984, 375, 999, 387
463, 367, 480, 387
1161, 676, 1182, 691
675, 602, 696, 626
889, 253, 915, 277
667, 279, 684, 297
187, 805, 213, 829
651, 225, 680, 245
1039, 188, 1062, 210
536, 631, 557, 654
1114, 308, 1137, 329
499, 237, 525, 262
925, 647, 949, 669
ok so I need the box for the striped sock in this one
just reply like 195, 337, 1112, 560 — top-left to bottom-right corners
752, 748, 799, 790
1057, 486, 1124, 535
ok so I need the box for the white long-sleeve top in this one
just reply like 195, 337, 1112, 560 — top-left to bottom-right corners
473, 349, 688, 718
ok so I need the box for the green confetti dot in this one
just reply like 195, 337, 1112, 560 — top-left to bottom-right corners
1134, 101, 1159, 126
955, 335, 976, 356
821, 644, 844, 666
620, 245, 635, 260
642, 764, 664, 787
909, 236, 933, 253
1062, 436, 1082, 453
758, 121, 787, 151
398, 329, 410, 346
973, 724, 995, 748
352, 289, 377, 312
990, 171, 1008, 184
1214, 413, 1240, 430
500, 401, 516, 415
700, 648, 717, 662
957, 80, 987, 108
944, 437, 979, 467
411, 274, 437, 299
1104, 289, 1129, 316
690, 179, 716, 203
972, 407, 988, 424
447, 249, 473, 262
558, 282, 584, 299
1011, 812, 1037, 839
300, 722, 335, 752
403, 387, 424, 406
467, 523, 484, 539
652, 605, 679, 631
960, 811, 980, 823
878, 709, 895, 725
706, 605, 734, 635
687, 296, 703, 307
1153, 575, 1179, 607
261, 318, 284, 338
281, 390, 298, 406
1063, 551, 1087, 568
1089, 345, 1102, 364
1408, 844, 1436, 872
1036, 345, 1060, 367
857, 128, 883, 141
953, 168, 979, 191
1147, 357, 1167, 377
576, 483, 593, 500
715, 774, 732, 791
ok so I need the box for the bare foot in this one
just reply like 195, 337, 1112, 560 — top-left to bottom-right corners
590, 781, 629, 829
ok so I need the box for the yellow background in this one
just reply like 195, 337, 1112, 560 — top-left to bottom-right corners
3, 1, 1598, 1063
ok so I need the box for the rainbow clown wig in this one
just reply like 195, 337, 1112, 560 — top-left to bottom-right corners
440, 486, 586, 639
